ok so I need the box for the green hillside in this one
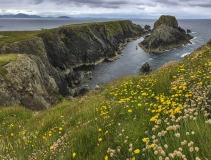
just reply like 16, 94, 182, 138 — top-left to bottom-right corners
0, 40, 211, 159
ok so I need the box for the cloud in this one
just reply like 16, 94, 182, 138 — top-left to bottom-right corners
34, 0, 44, 5
0, 0, 211, 18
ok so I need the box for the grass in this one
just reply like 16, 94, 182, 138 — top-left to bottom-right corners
0, 33, 211, 159
0, 54, 17, 77
0, 31, 39, 47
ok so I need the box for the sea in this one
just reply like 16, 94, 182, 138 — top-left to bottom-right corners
0, 18, 211, 88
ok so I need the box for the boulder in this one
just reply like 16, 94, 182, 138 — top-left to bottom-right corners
140, 62, 152, 75
95, 85, 100, 90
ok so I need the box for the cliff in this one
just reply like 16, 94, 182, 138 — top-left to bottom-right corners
139, 15, 193, 53
0, 20, 143, 110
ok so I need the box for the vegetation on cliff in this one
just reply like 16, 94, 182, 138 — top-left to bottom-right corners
0, 39, 211, 159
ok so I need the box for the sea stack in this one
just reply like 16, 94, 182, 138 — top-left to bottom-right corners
139, 15, 193, 53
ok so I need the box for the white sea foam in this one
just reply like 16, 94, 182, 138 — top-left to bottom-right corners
181, 52, 190, 57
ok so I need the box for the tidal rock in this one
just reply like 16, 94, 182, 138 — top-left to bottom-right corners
95, 85, 100, 90
140, 62, 152, 75
187, 29, 191, 33
139, 15, 193, 53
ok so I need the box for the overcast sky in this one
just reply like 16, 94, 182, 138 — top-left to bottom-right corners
0, 0, 211, 18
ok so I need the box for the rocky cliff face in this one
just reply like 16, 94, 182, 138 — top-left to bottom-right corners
139, 15, 193, 53
0, 20, 143, 110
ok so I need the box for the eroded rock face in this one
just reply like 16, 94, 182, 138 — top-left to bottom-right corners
0, 54, 60, 110
139, 15, 193, 53
0, 20, 144, 110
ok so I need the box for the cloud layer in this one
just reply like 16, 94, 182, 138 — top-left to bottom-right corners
0, 0, 211, 18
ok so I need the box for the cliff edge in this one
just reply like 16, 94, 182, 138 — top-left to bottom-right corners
0, 20, 144, 110
139, 15, 193, 53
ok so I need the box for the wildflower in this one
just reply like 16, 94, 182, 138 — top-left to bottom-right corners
98, 128, 102, 132
195, 147, 199, 152
105, 155, 109, 160
164, 144, 168, 149
134, 149, 140, 154
175, 133, 180, 138
98, 138, 102, 142
142, 138, 149, 143
128, 148, 133, 152
128, 109, 132, 113
72, 152, 76, 158
189, 147, 194, 152
148, 144, 155, 148
50, 146, 54, 150
10, 133, 14, 137
59, 127, 63, 131
154, 150, 158, 155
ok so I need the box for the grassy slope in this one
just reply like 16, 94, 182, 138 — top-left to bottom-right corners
0, 25, 211, 159
0, 42, 211, 160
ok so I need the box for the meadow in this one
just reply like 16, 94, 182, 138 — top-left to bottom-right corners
0, 42, 211, 159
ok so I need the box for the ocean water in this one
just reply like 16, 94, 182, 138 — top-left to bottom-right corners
88, 19, 211, 88
0, 18, 210, 88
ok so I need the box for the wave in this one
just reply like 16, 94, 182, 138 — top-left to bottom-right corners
191, 32, 197, 34
181, 52, 190, 58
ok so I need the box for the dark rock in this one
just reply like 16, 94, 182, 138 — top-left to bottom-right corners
144, 25, 151, 32
140, 62, 152, 75
139, 15, 193, 53
79, 87, 89, 96
187, 29, 191, 33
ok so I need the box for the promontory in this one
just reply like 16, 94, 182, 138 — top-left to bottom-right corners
139, 15, 193, 53
0, 20, 146, 110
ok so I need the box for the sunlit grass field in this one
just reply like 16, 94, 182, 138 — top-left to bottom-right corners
0, 43, 211, 159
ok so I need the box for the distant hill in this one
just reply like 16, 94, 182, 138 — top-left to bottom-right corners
57, 16, 71, 19
0, 13, 74, 18
0, 13, 42, 18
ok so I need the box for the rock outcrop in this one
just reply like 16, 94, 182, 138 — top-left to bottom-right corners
139, 15, 193, 53
140, 62, 152, 75
0, 20, 144, 110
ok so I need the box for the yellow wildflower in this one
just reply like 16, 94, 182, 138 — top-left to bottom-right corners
128, 109, 132, 113
105, 155, 109, 160
72, 152, 76, 158
98, 138, 102, 142
59, 127, 63, 131
134, 149, 140, 154
142, 137, 149, 143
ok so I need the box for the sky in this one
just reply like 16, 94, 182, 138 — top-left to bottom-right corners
0, 0, 211, 19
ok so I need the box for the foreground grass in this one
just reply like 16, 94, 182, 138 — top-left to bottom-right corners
1, 44, 211, 159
